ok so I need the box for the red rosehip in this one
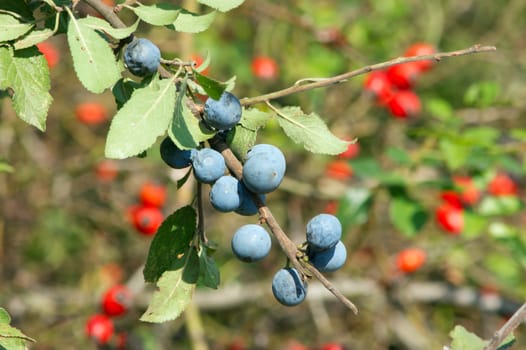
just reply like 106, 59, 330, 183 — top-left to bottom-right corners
440, 190, 463, 209
396, 248, 426, 273
404, 42, 436, 72
139, 182, 167, 208
387, 90, 421, 118
36, 41, 60, 69
487, 173, 518, 196
338, 141, 360, 160
363, 70, 394, 105
132, 205, 164, 236
86, 314, 114, 344
435, 203, 464, 234
251, 56, 279, 80
386, 62, 422, 89
102, 284, 132, 317
75, 102, 108, 125
325, 160, 353, 180
453, 176, 481, 205
321, 343, 345, 350
95, 160, 118, 182
190, 53, 210, 76
324, 200, 339, 215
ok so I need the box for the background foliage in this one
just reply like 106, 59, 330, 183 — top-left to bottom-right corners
0, 0, 525, 349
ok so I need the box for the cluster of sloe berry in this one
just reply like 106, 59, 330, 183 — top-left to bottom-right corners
272, 213, 347, 306
124, 36, 347, 308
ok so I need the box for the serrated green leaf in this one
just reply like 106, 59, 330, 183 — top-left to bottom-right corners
276, 106, 349, 155
389, 196, 428, 237
0, 308, 10, 324
449, 325, 486, 350
66, 11, 121, 93
14, 28, 55, 49
198, 247, 220, 289
130, 3, 180, 26
197, 0, 245, 12
169, 10, 216, 33
241, 107, 271, 130
193, 71, 227, 100
143, 206, 197, 283
0, 46, 52, 131
140, 246, 199, 323
105, 77, 176, 159
227, 125, 257, 160
0, 324, 35, 343
0, 14, 34, 42
169, 80, 214, 150
0, 336, 26, 350
79, 16, 139, 39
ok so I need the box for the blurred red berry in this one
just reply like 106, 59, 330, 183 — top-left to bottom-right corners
132, 205, 164, 236
386, 62, 422, 89
324, 200, 338, 215
102, 284, 132, 317
190, 53, 210, 75
95, 160, 118, 182
36, 41, 60, 69
86, 314, 114, 344
285, 340, 310, 350
139, 182, 167, 208
321, 343, 345, 350
387, 90, 421, 118
251, 56, 279, 80
404, 42, 436, 72
435, 203, 464, 234
338, 141, 360, 159
325, 160, 353, 180
396, 248, 426, 273
440, 191, 463, 209
75, 102, 108, 125
488, 173, 518, 196
363, 70, 394, 105
453, 175, 481, 205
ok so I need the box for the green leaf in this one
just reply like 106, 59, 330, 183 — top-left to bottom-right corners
0, 162, 14, 173
337, 187, 373, 233
463, 126, 500, 147
227, 125, 257, 161
79, 16, 139, 39
177, 168, 193, 188
130, 3, 180, 26
106, 77, 177, 159
0, 1, 34, 21
0, 46, 52, 131
386, 146, 412, 166
14, 28, 55, 49
462, 211, 487, 238
276, 106, 349, 155
143, 206, 197, 283
510, 128, 526, 142
0, 308, 10, 324
449, 325, 486, 350
168, 80, 214, 150
141, 245, 199, 323
112, 78, 145, 109
426, 97, 454, 120
197, 0, 245, 12
478, 196, 522, 216
66, 12, 121, 93
464, 81, 500, 108
169, 10, 216, 33
0, 14, 34, 42
389, 196, 428, 237
198, 247, 220, 289
439, 138, 469, 170
0, 324, 35, 343
240, 107, 271, 131
193, 71, 227, 100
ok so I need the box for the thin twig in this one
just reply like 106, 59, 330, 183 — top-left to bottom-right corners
482, 301, 526, 350
240, 44, 497, 106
